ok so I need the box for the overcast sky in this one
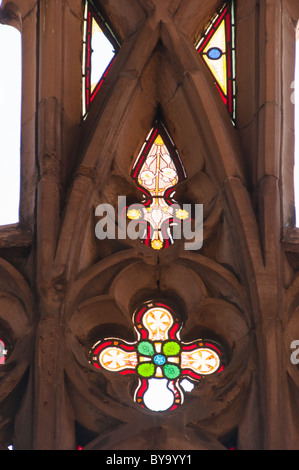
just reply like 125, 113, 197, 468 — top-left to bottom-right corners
0, 23, 21, 226
295, 39, 299, 226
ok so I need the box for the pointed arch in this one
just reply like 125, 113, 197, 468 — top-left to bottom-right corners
129, 119, 188, 251
55, 0, 264, 289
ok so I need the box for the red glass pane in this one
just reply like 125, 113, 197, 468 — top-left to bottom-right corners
0, 339, 7, 365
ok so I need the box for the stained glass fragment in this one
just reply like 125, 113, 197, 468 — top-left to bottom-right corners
90, 301, 225, 412
195, 1, 236, 122
129, 121, 189, 250
0, 338, 8, 365
82, 1, 120, 117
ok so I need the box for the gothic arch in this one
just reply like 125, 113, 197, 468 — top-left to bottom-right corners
0, 0, 299, 451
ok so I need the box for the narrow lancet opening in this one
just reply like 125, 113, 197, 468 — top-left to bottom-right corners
82, 0, 120, 118
0, 22, 21, 226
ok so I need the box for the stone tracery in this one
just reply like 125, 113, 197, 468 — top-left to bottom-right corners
0, 0, 298, 451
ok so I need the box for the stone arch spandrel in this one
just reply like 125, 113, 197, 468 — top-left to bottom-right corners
1, 0, 35, 19
97, 0, 147, 42
0, 258, 33, 323
173, 0, 224, 42
64, 250, 141, 316
0, 258, 34, 448
179, 252, 252, 319
0, 2, 21, 30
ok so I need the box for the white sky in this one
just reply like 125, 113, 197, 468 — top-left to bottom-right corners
90, 23, 115, 89
295, 39, 299, 227
0, 23, 21, 226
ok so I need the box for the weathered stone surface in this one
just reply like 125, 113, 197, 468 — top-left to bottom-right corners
0, 0, 299, 451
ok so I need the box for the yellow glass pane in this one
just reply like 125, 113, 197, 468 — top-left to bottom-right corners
142, 307, 174, 341
202, 19, 227, 94
99, 347, 138, 372
181, 348, 220, 375
138, 134, 179, 196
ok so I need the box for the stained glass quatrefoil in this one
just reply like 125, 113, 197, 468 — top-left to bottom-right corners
89, 302, 225, 412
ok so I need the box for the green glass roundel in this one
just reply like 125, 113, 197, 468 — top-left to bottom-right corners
137, 363, 155, 378
163, 341, 181, 356
163, 364, 180, 379
137, 341, 155, 357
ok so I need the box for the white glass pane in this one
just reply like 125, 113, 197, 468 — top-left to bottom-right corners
142, 378, 175, 412
90, 19, 115, 93
0, 24, 21, 226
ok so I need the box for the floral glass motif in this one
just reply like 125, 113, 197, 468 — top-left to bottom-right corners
82, 0, 120, 117
195, 1, 236, 122
90, 302, 224, 412
0, 339, 7, 365
128, 122, 189, 250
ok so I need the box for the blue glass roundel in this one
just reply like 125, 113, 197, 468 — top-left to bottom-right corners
154, 354, 166, 365
207, 47, 222, 60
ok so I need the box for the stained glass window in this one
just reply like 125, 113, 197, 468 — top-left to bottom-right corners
0, 338, 8, 365
195, 0, 236, 123
82, 0, 120, 117
128, 121, 189, 250
90, 301, 225, 412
